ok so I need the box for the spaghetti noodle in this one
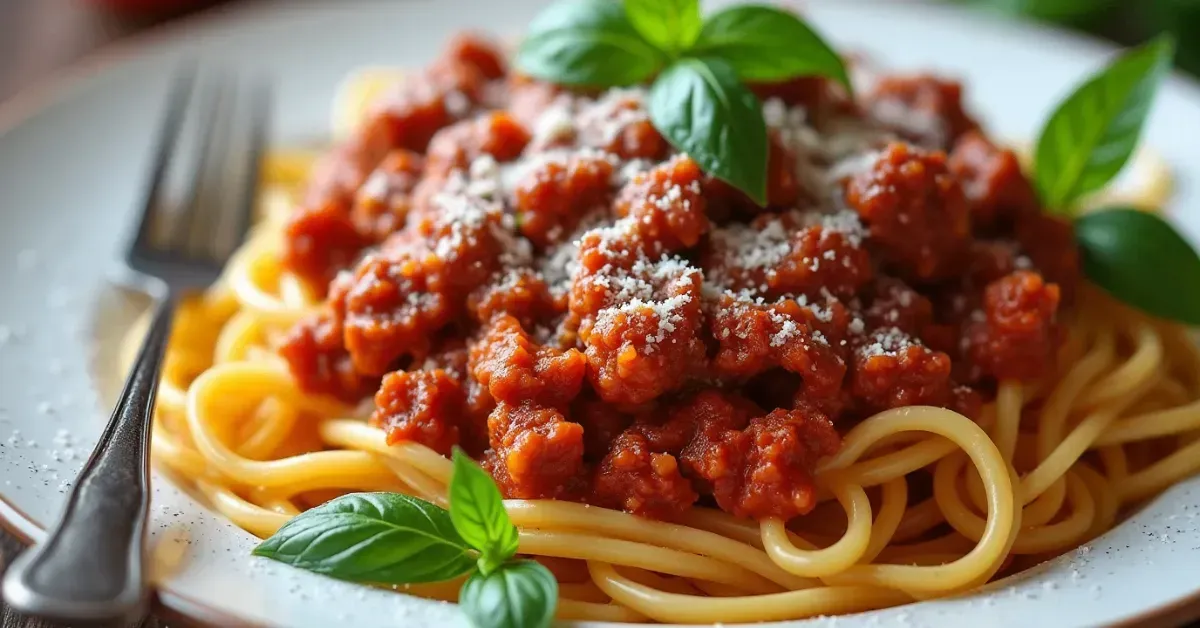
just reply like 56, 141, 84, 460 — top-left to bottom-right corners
126, 33, 1200, 624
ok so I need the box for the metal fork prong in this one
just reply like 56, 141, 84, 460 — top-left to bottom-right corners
220, 76, 272, 262
172, 73, 232, 256
130, 68, 197, 258
3, 67, 272, 623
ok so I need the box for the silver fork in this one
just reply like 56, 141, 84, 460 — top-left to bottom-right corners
2, 69, 270, 623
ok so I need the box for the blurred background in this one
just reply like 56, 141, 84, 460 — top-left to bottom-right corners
0, 0, 1198, 103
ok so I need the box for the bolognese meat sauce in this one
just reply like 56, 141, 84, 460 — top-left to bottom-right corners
280, 34, 1075, 522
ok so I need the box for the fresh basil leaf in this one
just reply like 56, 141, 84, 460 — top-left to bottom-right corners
459, 560, 558, 628
624, 0, 701, 55
692, 4, 851, 90
1076, 207, 1200, 325
1034, 35, 1175, 212
516, 0, 665, 87
450, 448, 519, 575
649, 56, 768, 205
252, 493, 476, 584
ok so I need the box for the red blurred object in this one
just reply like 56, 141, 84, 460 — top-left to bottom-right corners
87, 0, 218, 14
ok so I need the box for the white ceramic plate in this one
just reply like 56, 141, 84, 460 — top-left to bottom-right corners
2, 1, 1200, 626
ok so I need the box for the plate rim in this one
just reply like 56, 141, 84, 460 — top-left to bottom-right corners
0, 1, 1198, 626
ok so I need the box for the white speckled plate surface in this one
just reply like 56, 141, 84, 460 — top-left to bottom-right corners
2, 1, 1200, 626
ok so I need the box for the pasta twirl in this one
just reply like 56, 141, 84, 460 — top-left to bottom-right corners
127, 31, 1200, 625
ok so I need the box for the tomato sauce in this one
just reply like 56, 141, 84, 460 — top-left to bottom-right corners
279, 34, 1074, 521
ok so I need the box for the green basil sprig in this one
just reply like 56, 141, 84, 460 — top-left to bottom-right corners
253, 449, 554, 628
516, 0, 851, 205
1034, 34, 1175, 212
692, 4, 850, 87
450, 449, 520, 575
252, 492, 476, 583
516, 0, 666, 88
625, 0, 701, 55
460, 560, 558, 628
1075, 208, 1200, 325
649, 57, 768, 206
1030, 33, 1200, 324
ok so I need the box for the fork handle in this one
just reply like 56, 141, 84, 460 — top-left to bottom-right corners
3, 293, 177, 622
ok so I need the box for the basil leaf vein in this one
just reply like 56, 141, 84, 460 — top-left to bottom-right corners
450, 448, 520, 574
1034, 34, 1174, 212
1076, 207, 1200, 325
649, 56, 768, 205
459, 560, 558, 628
623, 0, 701, 55
692, 4, 851, 89
252, 493, 476, 584
516, 0, 664, 87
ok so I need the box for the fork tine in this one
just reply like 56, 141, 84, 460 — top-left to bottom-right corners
129, 67, 197, 257
227, 76, 272, 258
172, 73, 233, 255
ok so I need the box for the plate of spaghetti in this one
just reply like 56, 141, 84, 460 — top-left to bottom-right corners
3, 1, 1200, 626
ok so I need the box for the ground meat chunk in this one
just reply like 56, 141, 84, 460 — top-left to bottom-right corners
964, 271, 1061, 381
594, 390, 838, 520
845, 143, 971, 282
418, 338, 470, 380
424, 112, 531, 178
608, 119, 669, 161
750, 76, 849, 121
361, 70, 466, 155
700, 406, 840, 520
507, 76, 564, 129
966, 240, 1021, 287
615, 155, 710, 252
1015, 212, 1080, 302
282, 203, 368, 291
570, 245, 707, 405
585, 295, 708, 405
468, 268, 563, 328
470, 314, 586, 408
849, 327, 954, 413
351, 149, 424, 242
302, 140, 376, 211
626, 393, 750, 460
343, 184, 515, 374
949, 385, 984, 420
568, 224, 640, 325
514, 152, 614, 247
442, 33, 507, 80
770, 215, 872, 301
573, 395, 635, 461
863, 276, 932, 336
868, 75, 978, 149
371, 369, 464, 454
279, 313, 377, 403
708, 293, 849, 409
670, 391, 757, 490
340, 253, 454, 374
592, 430, 699, 518
948, 131, 1039, 232
575, 91, 669, 160
591, 390, 758, 517
705, 210, 872, 301
418, 339, 493, 454
765, 137, 804, 209
486, 401, 585, 499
